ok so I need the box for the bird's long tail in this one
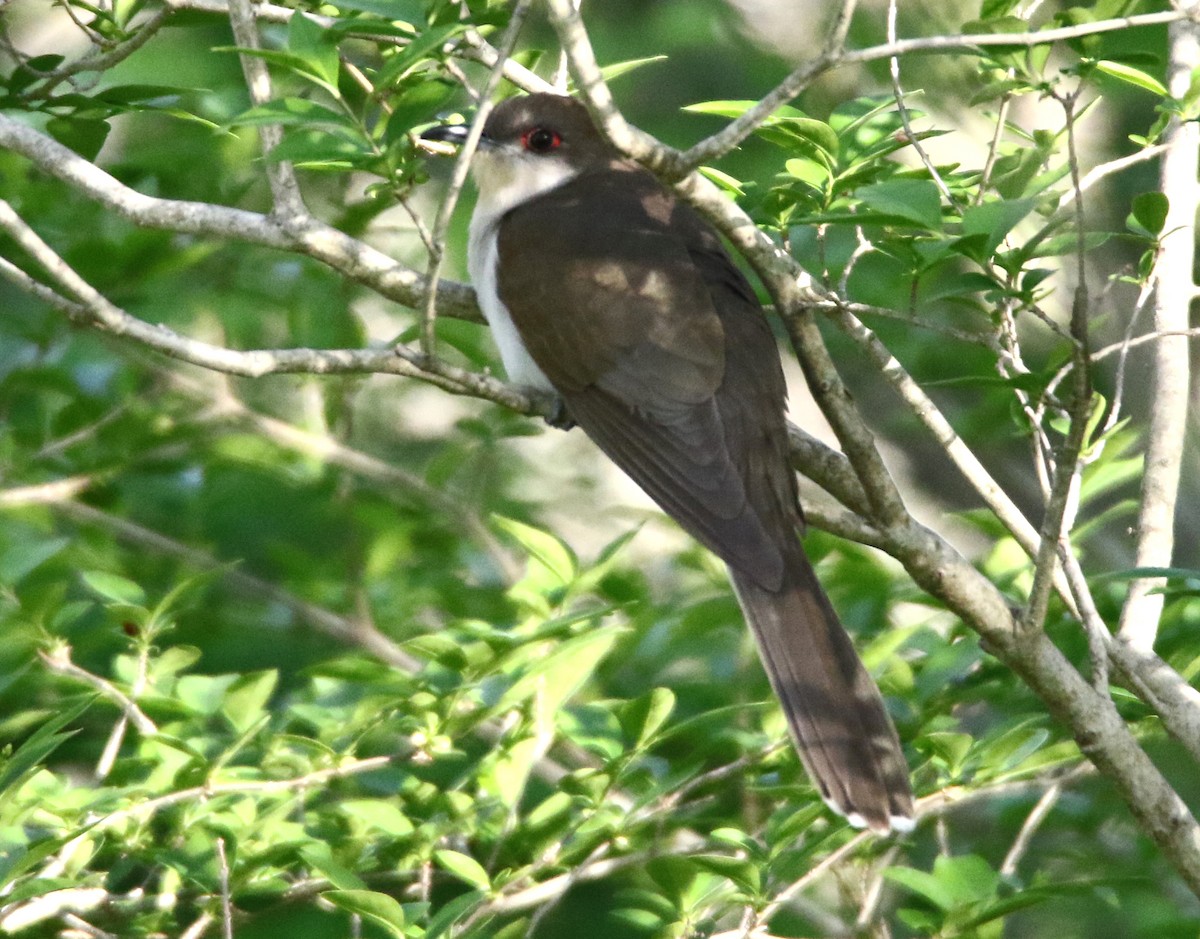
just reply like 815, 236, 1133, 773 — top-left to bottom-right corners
730, 555, 914, 833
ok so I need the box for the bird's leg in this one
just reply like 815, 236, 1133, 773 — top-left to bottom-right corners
545, 396, 577, 430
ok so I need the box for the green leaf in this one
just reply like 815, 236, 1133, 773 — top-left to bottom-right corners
433, 849, 491, 890
374, 23, 466, 89
220, 669, 278, 732
288, 11, 342, 94
932, 853, 1001, 906
81, 570, 146, 605
492, 516, 577, 587
1130, 191, 1168, 236
8, 54, 65, 94
45, 116, 110, 160
0, 536, 69, 585
225, 98, 351, 130
324, 889, 406, 938
961, 199, 1036, 257
495, 627, 621, 714
646, 856, 696, 904
384, 80, 455, 141
697, 165, 745, 196
176, 673, 239, 716
618, 687, 675, 749
886, 864, 958, 910
979, 723, 1051, 777
1097, 566, 1200, 582
0, 697, 91, 795
340, 800, 415, 836
690, 854, 760, 895
686, 99, 838, 158
924, 731, 974, 775
425, 889, 488, 939
90, 84, 190, 105
855, 179, 943, 230
1093, 59, 1169, 97
599, 55, 668, 83
301, 844, 368, 890
479, 736, 542, 807
326, 0, 424, 18
266, 128, 373, 168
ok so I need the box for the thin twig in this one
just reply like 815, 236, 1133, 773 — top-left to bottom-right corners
886, 0, 953, 202
680, 11, 1188, 170
16, 4, 173, 99
37, 647, 158, 736
420, 0, 533, 355
226, 0, 306, 217
216, 837, 234, 939
1020, 92, 1095, 662
999, 780, 1063, 877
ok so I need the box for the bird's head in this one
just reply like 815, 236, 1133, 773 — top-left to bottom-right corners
422, 93, 616, 218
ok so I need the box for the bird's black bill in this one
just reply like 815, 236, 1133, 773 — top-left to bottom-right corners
420, 123, 470, 145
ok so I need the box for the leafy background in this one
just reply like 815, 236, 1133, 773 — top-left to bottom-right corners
1, 0, 1199, 936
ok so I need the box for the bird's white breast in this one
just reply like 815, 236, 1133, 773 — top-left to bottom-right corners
466, 149, 581, 393
467, 218, 555, 393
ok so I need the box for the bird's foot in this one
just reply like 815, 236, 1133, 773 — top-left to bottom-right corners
545, 397, 576, 430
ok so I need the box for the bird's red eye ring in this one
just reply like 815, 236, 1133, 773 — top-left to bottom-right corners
522, 127, 562, 153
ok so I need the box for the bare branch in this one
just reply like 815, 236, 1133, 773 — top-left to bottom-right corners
0, 197, 551, 419
886, 0, 954, 202
15, 3, 173, 96
421, 0, 534, 354
542, 0, 678, 173
0, 476, 95, 507
1000, 779, 1063, 877
37, 647, 158, 736
1118, 12, 1199, 653
1021, 94, 1100, 696
226, 0, 306, 217
0, 115, 479, 320
215, 838, 234, 939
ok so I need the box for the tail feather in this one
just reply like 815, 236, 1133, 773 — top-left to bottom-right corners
731, 556, 914, 833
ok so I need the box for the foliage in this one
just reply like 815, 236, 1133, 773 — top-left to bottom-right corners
1, 0, 1199, 936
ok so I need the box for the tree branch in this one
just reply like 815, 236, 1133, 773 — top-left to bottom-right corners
226, 0, 307, 217
0, 114, 479, 319
1118, 10, 1199, 653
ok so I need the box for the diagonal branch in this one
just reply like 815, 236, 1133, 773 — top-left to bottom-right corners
0, 197, 545, 414
0, 114, 479, 320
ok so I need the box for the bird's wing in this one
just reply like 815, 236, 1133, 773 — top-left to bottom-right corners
496, 161, 915, 831
496, 165, 797, 588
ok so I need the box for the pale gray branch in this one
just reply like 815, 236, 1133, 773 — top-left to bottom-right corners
0, 114, 479, 319
421, 0, 534, 353
226, 0, 306, 217
37, 647, 157, 736
1118, 11, 1199, 653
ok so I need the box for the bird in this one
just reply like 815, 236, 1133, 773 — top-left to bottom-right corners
422, 93, 914, 833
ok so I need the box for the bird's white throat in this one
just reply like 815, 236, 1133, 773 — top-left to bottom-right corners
467, 149, 580, 392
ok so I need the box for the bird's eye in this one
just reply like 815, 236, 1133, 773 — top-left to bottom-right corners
522, 127, 562, 153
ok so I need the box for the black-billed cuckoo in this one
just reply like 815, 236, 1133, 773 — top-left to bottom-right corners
423, 94, 914, 833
